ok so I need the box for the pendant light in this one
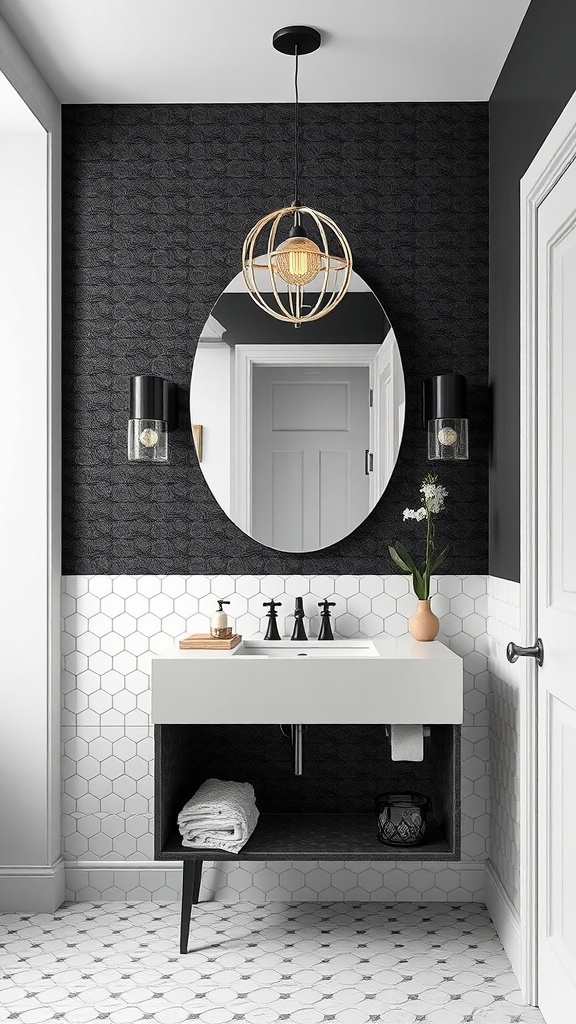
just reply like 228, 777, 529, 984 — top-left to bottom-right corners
242, 26, 352, 327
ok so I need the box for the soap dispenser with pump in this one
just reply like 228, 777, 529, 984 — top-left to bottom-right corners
211, 599, 231, 638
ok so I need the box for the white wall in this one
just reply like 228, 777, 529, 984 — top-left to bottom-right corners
0, 16, 62, 912
0, 130, 48, 866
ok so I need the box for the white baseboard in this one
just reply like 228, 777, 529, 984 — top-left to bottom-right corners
0, 857, 65, 912
485, 860, 522, 982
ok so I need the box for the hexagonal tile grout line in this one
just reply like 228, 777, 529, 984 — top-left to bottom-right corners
62, 574, 492, 901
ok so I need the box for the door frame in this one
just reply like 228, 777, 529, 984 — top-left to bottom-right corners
519, 86, 576, 1004
0, 21, 62, 909
233, 344, 379, 533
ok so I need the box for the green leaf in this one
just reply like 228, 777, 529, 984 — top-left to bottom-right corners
430, 545, 449, 573
388, 545, 412, 573
392, 541, 420, 576
389, 542, 428, 598
411, 568, 426, 599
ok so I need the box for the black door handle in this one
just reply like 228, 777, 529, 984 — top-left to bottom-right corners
506, 638, 544, 667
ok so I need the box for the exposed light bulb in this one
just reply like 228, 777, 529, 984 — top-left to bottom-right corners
437, 426, 458, 446
272, 235, 323, 286
139, 427, 159, 448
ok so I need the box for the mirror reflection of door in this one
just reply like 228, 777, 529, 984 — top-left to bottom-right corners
190, 270, 405, 553
251, 366, 371, 551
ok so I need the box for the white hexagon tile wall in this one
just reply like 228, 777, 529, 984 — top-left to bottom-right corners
61, 573, 500, 904
487, 575, 521, 913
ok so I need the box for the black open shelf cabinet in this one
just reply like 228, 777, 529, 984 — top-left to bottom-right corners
154, 724, 461, 863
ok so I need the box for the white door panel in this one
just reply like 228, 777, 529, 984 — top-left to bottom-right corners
319, 450, 350, 546
537, 154, 576, 1022
271, 450, 304, 552
272, 381, 350, 431
252, 365, 370, 552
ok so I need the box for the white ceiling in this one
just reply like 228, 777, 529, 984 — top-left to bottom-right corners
0, 0, 529, 104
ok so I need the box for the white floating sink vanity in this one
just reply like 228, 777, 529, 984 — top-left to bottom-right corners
152, 631, 464, 956
151, 635, 463, 726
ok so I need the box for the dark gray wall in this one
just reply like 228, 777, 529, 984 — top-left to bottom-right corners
489, 0, 576, 581
62, 102, 489, 576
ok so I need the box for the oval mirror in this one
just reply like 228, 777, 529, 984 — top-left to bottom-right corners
191, 270, 405, 552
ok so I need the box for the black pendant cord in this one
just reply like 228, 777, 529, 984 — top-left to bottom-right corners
293, 45, 300, 212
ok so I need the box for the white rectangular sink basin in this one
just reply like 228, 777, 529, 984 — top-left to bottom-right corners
232, 640, 379, 658
151, 635, 463, 725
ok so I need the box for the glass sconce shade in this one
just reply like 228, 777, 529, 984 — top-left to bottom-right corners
128, 417, 168, 462
128, 375, 177, 463
422, 373, 468, 462
427, 417, 469, 461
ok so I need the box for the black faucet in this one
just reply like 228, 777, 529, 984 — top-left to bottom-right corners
291, 597, 308, 641
317, 599, 336, 640
263, 599, 282, 640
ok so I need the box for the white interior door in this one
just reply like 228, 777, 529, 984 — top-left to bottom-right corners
537, 154, 576, 1022
251, 365, 371, 551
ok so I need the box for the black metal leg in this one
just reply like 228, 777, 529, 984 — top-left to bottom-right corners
180, 859, 203, 954
191, 859, 202, 904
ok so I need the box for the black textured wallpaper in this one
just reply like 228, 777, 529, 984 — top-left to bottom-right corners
62, 103, 489, 575
489, 0, 576, 582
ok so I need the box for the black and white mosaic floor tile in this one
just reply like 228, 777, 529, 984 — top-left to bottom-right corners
0, 902, 544, 1023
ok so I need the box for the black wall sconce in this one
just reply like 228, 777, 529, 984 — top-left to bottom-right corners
128, 375, 178, 463
422, 373, 469, 461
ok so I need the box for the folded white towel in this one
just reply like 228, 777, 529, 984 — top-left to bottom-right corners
178, 778, 259, 854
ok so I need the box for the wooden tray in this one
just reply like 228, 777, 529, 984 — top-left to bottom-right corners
179, 633, 242, 651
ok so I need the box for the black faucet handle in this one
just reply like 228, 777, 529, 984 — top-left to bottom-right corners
263, 599, 282, 641
317, 600, 335, 640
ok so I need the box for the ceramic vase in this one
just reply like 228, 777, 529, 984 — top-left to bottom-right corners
408, 599, 439, 642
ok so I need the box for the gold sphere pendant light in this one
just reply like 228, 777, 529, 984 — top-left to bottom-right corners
242, 26, 352, 326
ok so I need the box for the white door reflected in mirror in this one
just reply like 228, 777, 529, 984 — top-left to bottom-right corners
190, 270, 405, 553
